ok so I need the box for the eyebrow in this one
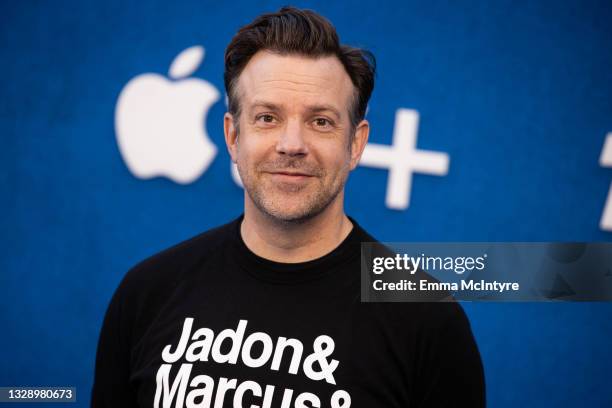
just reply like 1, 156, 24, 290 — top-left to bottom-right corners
307, 104, 341, 120
249, 101, 280, 112
248, 100, 342, 120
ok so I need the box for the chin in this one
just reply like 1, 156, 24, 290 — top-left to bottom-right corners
254, 196, 330, 223
262, 204, 318, 223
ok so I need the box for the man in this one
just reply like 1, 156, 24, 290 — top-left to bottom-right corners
92, 7, 485, 407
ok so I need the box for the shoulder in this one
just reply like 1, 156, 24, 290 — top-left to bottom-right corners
364, 299, 473, 336
115, 217, 239, 302
416, 300, 473, 335
103, 217, 241, 344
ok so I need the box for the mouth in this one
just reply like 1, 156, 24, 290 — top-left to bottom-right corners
265, 171, 316, 183
271, 171, 313, 177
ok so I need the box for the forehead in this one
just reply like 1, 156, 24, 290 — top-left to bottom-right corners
237, 51, 354, 115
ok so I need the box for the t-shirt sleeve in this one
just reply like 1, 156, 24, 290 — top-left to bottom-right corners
412, 302, 486, 407
91, 279, 138, 407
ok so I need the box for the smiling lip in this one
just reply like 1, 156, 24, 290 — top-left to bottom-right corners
266, 171, 315, 181
271, 171, 313, 177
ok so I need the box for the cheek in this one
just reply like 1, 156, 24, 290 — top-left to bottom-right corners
237, 138, 266, 164
323, 141, 352, 164
319, 150, 351, 179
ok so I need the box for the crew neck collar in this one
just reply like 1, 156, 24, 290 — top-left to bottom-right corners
229, 213, 368, 284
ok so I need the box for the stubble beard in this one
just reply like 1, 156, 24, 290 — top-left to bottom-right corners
237, 159, 350, 224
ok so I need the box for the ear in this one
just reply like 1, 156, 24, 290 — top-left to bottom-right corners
224, 112, 238, 163
349, 119, 370, 170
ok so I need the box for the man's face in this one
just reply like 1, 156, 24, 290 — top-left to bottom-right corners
224, 51, 369, 222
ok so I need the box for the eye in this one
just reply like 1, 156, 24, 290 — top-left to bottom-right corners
313, 117, 333, 129
256, 114, 277, 124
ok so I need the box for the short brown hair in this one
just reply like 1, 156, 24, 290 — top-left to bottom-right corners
224, 6, 376, 130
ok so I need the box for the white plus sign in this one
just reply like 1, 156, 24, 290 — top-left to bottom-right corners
599, 132, 612, 231
359, 108, 450, 210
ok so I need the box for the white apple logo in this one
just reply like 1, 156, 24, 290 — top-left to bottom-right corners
115, 45, 220, 184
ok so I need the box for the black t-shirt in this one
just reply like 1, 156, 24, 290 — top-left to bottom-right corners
92, 215, 485, 407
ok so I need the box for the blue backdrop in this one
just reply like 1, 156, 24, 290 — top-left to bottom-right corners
1, 0, 611, 406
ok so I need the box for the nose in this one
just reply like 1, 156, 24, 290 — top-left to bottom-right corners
276, 119, 308, 156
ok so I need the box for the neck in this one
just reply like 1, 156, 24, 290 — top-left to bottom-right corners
240, 195, 354, 263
